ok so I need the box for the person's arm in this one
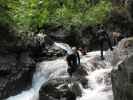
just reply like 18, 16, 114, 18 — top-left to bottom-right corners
105, 31, 113, 50
66, 56, 71, 67
96, 30, 100, 38
104, 30, 110, 39
77, 52, 80, 65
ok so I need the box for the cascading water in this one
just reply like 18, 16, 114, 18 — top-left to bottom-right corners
6, 43, 114, 100
76, 51, 113, 100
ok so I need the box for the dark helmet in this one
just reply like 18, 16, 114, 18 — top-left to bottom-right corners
96, 24, 104, 30
100, 24, 104, 29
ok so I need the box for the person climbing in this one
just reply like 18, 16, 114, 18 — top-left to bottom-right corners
112, 32, 124, 46
96, 25, 113, 60
66, 47, 80, 77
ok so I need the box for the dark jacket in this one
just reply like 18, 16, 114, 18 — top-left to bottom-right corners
96, 29, 109, 41
66, 52, 80, 68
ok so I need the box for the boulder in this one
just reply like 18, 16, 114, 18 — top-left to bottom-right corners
39, 81, 81, 100
39, 64, 88, 100
0, 51, 36, 99
111, 37, 133, 100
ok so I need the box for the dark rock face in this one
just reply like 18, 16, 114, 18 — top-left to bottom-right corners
107, 0, 133, 37
0, 50, 36, 99
43, 25, 97, 50
39, 82, 81, 100
111, 37, 133, 100
128, 0, 133, 18
111, 55, 133, 100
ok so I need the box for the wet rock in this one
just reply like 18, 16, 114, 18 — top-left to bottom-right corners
70, 82, 82, 97
74, 65, 88, 76
79, 78, 89, 89
65, 90, 76, 100
39, 64, 89, 100
0, 51, 36, 99
39, 81, 81, 100
111, 37, 133, 100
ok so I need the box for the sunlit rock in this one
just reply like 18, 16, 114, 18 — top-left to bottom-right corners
111, 37, 133, 100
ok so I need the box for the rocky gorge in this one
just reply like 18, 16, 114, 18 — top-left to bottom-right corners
0, 33, 133, 100
37, 37, 133, 100
1, 0, 133, 99
0, 34, 66, 99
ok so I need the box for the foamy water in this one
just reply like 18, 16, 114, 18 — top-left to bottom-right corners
6, 43, 114, 100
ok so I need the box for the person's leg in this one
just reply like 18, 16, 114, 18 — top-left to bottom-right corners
113, 38, 116, 46
100, 40, 104, 60
67, 65, 76, 77
67, 67, 72, 77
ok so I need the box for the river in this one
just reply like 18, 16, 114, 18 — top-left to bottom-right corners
7, 44, 113, 100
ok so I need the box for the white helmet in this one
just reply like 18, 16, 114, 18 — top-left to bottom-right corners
72, 47, 77, 52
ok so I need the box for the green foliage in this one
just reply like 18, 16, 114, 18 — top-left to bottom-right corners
83, 0, 112, 25
49, 0, 112, 27
0, 0, 112, 39
8, 0, 49, 31
0, 0, 13, 26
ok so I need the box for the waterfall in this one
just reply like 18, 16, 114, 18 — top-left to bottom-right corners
6, 43, 114, 100
54, 42, 73, 54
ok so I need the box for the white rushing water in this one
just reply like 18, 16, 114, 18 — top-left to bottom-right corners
7, 43, 114, 100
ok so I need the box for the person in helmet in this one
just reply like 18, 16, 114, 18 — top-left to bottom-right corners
66, 47, 80, 77
96, 25, 113, 60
